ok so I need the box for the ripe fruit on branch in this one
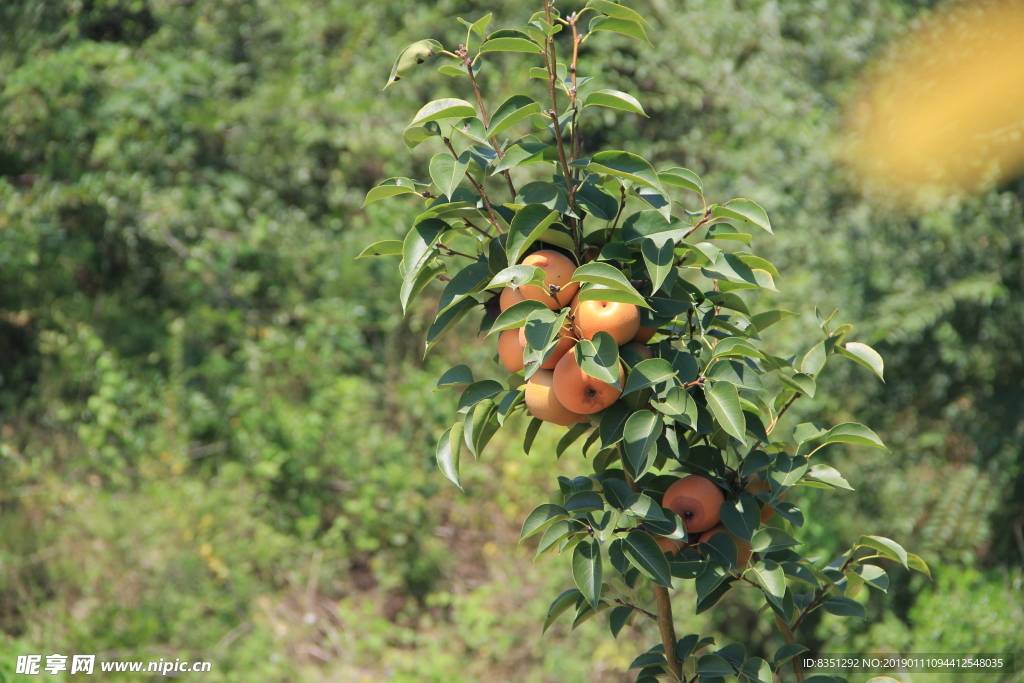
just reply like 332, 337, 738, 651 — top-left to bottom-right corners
499, 286, 525, 312
518, 324, 576, 370
746, 474, 785, 522
662, 475, 725, 534
551, 351, 625, 414
574, 299, 641, 345
519, 250, 579, 310
699, 524, 752, 567
524, 369, 588, 426
655, 535, 684, 556
632, 325, 657, 344
498, 329, 525, 373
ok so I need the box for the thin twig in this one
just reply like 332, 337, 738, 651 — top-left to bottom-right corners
606, 185, 627, 243
458, 44, 517, 200
613, 598, 658, 622
543, 0, 580, 246
442, 136, 505, 234
435, 242, 476, 260
462, 219, 491, 237
682, 206, 714, 240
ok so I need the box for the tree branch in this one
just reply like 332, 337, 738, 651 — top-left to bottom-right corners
442, 136, 505, 234
457, 44, 517, 201
613, 598, 658, 622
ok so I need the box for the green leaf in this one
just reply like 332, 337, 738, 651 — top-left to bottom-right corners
608, 605, 633, 637
641, 237, 674, 293
838, 342, 885, 381
479, 36, 544, 54
437, 257, 490, 315
800, 341, 827, 376
404, 123, 440, 149
463, 399, 498, 456
587, 0, 652, 25
384, 39, 443, 89
401, 219, 448, 284
464, 12, 492, 38
740, 657, 774, 683
425, 297, 475, 356
587, 151, 665, 194
622, 359, 676, 396
436, 424, 463, 489
629, 652, 666, 670
429, 152, 469, 198
820, 423, 887, 450
542, 588, 582, 632
410, 98, 476, 126
713, 199, 772, 234
651, 386, 698, 429
711, 337, 766, 361
400, 259, 445, 314
492, 140, 551, 174
779, 372, 816, 398
696, 654, 735, 677
702, 253, 777, 291
577, 284, 649, 308
488, 264, 547, 290
706, 381, 747, 444
822, 596, 866, 619
435, 364, 474, 389
356, 240, 404, 258
584, 89, 647, 116
624, 493, 667, 522
658, 167, 703, 194
557, 422, 594, 458
571, 262, 647, 300
623, 411, 662, 480
457, 380, 503, 413
575, 333, 621, 386
576, 179, 620, 220
505, 204, 560, 266
747, 559, 786, 600
805, 464, 853, 490
751, 529, 801, 555
705, 359, 765, 392
857, 535, 908, 567
523, 417, 543, 454
515, 181, 569, 213
572, 539, 603, 609
704, 223, 750, 244
563, 490, 604, 513
588, 16, 650, 43
520, 504, 569, 541
488, 299, 549, 335
907, 552, 932, 579
773, 644, 809, 665
854, 563, 889, 591
623, 530, 673, 587
363, 177, 420, 206
487, 95, 543, 138
598, 402, 632, 447
720, 492, 760, 540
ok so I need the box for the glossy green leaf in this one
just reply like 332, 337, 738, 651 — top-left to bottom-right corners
436, 424, 463, 489
705, 359, 765, 391
779, 372, 816, 397
487, 95, 543, 138
520, 504, 569, 541
587, 0, 652, 25
587, 150, 665, 194
577, 284, 649, 308
437, 257, 490, 315
706, 381, 746, 444
429, 152, 469, 198
424, 297, 475, 356
542, 588, 582, 633
805, 464, 853, 490
623, 410, 662, 479
838, 341, 885, 381
823, 596, 866, 619
356, 240, 404, 258
571, 261, 646, 300
523, 417, 543, 454
750, 528, 801, 553
800, 341, 827, 376
488, 299, 549, 334
773, 644, 809, 665
720, 492, 760, 540
399, 259, 445, 314
588, 16, 650, 43
435, 364, 474, 389
608, 604, 633, 637
641, 237, 674, 293
515, 181, 569, 213
479, 36, 544, 54
623, 529, 673, 587
492, 140, 551, 174
363, 177, 420, 206
487, 264, 547, 289
621, 358, 676, 396
713, 199, 772, 233
747, 559, 786, 600
651, 386, 698, 429
907, 552, 931, 579
702, 253, 777, 291
573, 539, 603, 609
402, 219, 448, 284
410, 98, 476, 126
575, 332, 621, 385
696, 654, 735, 677
820, 423, 887, 450
857, 535, 908, 567
657, 167, 703, 194
584, 89, 647, 116
740, 657, 774, 683
505, 204, 560, 265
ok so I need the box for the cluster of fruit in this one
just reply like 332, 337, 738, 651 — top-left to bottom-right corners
496, 249, 655, 426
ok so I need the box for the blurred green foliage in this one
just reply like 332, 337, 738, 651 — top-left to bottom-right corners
0, 1, 1020, 681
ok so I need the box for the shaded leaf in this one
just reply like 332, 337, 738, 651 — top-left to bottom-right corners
623, 529, 673, 587
572, 539, 603, 609
706, 381, 747, 444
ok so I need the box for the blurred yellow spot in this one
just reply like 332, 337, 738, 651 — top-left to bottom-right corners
199, 543, 213, 557
846, 0, 1024, 195
482, 540, 499, 558
170, 461, 185, 475
199, 514, 213, 529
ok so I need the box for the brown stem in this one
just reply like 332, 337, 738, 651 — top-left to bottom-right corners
458, 44, 518, 201
613, 598, 658, 622
749, 393, 802, 453
605, 186, 627, 243
435, 242, 476, 260
682, 206, 714, 240
462, 219, 491, 237
543, 1, 578, 222
442, 137, 505, 235
775, 615, 805, 682
568, 14, 581, 212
